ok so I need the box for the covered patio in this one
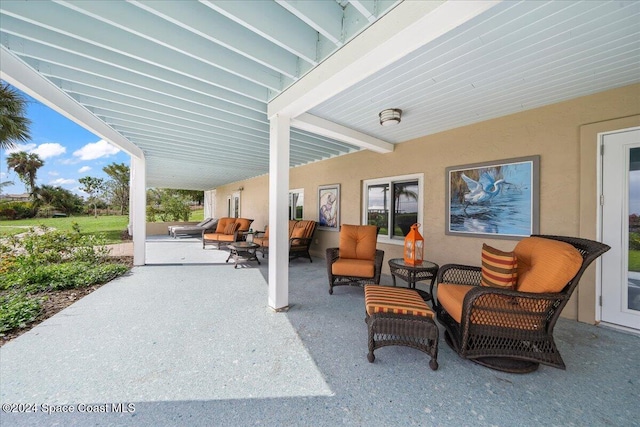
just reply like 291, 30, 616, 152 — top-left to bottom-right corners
2, 0, 639, 313
1, 239, 637, 426
1, 1, 639, 424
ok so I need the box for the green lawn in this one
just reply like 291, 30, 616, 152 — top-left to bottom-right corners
190, 208, 204, 221
0, 215, 129, 244
629, 249, 640, 272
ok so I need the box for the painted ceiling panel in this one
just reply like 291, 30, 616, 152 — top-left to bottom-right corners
1, 0, 638, 190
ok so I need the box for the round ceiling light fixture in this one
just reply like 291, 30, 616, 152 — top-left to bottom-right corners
379, 108, 402, 126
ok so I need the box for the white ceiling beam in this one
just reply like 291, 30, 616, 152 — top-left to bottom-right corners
276, 0, 344, 46
55, 0, 287, 91
50, 77, 267, 125
291, 113, 392, 154
68, 93, 267, 136
87, 105, 269, 141
5, 34, 264, 112
201, 0, 320, 65
348, 0, 377, 22
0, 9, 268, 101
0, 46, 143, 158
130, 0, 300, 79
268, 0, 501, 120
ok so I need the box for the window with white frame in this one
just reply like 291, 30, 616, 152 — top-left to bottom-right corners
289, 189, 304, 220
362, 174, 423, 243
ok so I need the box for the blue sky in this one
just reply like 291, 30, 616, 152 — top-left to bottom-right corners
0, 85, 130, 197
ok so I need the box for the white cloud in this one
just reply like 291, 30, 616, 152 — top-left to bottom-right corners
6, 143, 36, 154
78, 166, 91, 173
6, 142, 66, 159
48, 171, 60, 176
33, 142, 66, 159
49, 178, 76, 186
73, 139, 120, 160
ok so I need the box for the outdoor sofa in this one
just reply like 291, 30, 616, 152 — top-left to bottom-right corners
202, 217, 253, 249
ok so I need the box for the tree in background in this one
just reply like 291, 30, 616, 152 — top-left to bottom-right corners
0, 82, 31, 150
79, 176, 106, 218
146, 188, 191, 222
175, 189, 204, 206
103, 162, 129, 215
36, 185, 84, 216
6, 151, 44, 198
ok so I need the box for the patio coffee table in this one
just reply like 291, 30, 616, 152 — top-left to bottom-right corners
388, 259, 439, 305
227, 242, 261, 268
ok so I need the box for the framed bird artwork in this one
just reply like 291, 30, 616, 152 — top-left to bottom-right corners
445, 156, 540, 239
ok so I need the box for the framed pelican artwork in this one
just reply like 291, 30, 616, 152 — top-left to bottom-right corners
445, 156, 540, 239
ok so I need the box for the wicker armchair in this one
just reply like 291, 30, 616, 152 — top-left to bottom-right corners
435, 235, 610, 373
289, 220, 317, 262
326, 225, 384, 294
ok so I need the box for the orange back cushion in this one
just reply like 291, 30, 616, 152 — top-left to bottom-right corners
235, 218, 253, 231
514, 237, 583, 293
480, 244, 518, 290
224, 221, 240, 235
295, 221, 315, 237
216, 218, 233, 233
339, 225, 377, 261
288, 220, 298, 237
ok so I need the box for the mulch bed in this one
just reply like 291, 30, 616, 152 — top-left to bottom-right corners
0, 256, 133, 347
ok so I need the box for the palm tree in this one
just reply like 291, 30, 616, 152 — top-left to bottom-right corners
0, 82, 31, 150
6, 151, 44, 196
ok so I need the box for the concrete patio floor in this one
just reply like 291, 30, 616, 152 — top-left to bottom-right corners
1, 236, 638, 426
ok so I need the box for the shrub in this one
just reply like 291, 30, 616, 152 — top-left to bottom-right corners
0, 223, 130, 335
0, 292, 43, 333
0, 201, 34, 220
1, 262, 129, 293
630, 232, 640, 251
4, 225, 110, 266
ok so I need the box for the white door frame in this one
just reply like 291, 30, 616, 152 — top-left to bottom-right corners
597, 126, 640, 331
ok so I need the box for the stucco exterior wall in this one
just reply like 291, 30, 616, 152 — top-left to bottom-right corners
212, 83, 640, 322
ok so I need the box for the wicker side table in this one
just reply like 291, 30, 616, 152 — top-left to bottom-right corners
388, 259, 439, 305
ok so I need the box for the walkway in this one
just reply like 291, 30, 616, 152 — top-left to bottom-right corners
1, 237, 638, 426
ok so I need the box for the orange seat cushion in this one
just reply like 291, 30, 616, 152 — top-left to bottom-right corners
514, 237, 583, 293
332, 258, 375, 278
481, 244, 518, 289
339, 225, 377, 261
253, 236, 268, 246
437, 283, 474, 324
365, 285, 434, 318
203, 233, 236, 242
438, 283, 544, 330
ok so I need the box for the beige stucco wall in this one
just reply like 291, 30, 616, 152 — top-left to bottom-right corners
213, 83, 640, 322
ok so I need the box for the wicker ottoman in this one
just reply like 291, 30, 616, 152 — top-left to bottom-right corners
364, 285, 439, 370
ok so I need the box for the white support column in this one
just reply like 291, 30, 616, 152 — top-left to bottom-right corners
268, 114, 290, 310
130, 155, 147, 266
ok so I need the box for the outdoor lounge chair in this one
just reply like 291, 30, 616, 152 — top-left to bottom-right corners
435, 235, 610, 373
168, 217, 217, 238
326, 225, 384, 294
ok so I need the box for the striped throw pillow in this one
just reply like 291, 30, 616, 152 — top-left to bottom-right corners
481, 244, 518, 289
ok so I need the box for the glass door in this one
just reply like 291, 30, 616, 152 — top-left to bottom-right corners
601, 128, 640, 330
